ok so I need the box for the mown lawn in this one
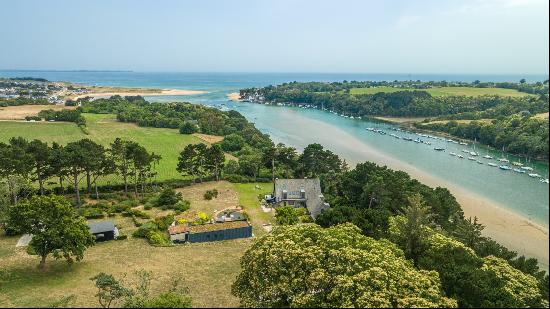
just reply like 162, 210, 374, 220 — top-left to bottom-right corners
0, 113, 203, 182
0, 181, 274, 308
349, 86, 531, 97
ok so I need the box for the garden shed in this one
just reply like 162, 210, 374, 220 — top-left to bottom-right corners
88, 220, 118, 242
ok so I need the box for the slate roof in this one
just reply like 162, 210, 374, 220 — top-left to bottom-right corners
88, 220, 116, 234
274, 178, 330, 218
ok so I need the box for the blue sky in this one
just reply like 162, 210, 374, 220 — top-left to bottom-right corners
0, 0, 548, 74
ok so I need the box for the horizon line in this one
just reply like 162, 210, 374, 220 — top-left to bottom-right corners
0, 69, 548, 77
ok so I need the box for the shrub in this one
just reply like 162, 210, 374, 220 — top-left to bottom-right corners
156, 187, 182, 208
203, 189, 218, 200
147, 231, 170, 246
80, 207, 105, 219
275, 206, 300, 225
143, 292, 192, 308
116, 235, 128, 240
154, 214, 175, 231
193, 212, 211, 225
173, 200, 191, 213
133, 222, 158, 238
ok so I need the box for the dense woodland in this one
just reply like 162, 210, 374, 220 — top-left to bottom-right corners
1, 96, 549, 307
240, 81, 549, 159
419, 115, 549, 159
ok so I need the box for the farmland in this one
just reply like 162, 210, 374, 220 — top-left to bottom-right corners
0, 113, 206, 182
348, 86, 532, 97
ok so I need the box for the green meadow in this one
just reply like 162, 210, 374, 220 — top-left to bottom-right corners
349, 86, 531, 97
0, 113, 203, 182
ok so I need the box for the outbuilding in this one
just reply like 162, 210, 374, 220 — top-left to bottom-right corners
88, 220, 118, 242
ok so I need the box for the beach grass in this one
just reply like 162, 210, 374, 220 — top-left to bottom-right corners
349, 86, 531, 97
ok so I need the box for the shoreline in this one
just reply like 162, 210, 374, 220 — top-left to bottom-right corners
67, 88, 207, 100
267, 109, 549, 269
226, 92, 241, 101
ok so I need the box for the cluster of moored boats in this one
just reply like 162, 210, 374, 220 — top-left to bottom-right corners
365, 126, 549, 184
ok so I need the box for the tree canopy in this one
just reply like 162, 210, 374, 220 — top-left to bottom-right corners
232, 223, 457, 308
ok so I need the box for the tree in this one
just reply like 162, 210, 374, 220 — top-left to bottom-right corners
297, 143, 345, 189
64, 140, 90, 206
27, 139, 51, 195
179, 121, 198, 134
49, 142, 70, 193
0, 138, 34, 204
219, 133, 245, 152
127, 143, 154, 198
91, 273, 130, 308
474, 256, 548, 308
232, 223, 456, 308
177, 144, 208, 183
90, 148, 116, 199
206, 144, 224, 181
110, 138, 132, 195
7, 195, 95, 270
387, 194, 434, 266
274, 206, 300, 225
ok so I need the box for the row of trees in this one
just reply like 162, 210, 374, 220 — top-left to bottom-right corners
0, 137, 160, 207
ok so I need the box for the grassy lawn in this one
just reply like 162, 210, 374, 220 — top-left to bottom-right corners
0, 181, 274, 308
0, 113, 205, 183
349, 86, 531, 97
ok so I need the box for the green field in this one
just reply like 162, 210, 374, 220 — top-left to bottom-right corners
0, 113, 203, 182
349, 86, 531, 97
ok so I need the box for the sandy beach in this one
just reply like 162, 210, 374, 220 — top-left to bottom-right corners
226, 92, 241, 101
272, 110, 549, 269
68, 88, 207, 100
353, 136, 549, 270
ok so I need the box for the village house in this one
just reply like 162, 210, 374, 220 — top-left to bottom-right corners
269, 178, 330, 219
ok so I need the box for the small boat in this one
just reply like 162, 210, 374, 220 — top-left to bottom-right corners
499, 165, 511, 170
483, 155, 493, 159
423, 141, 432, 145
520, 166, 534, 171
488, 162, 498, 167
512, 162, 523, 167
403, 137, 413, 141
470, 152, 478, 156
540, 178, 549, 184
462, 150, 470, 153
458, 155, 464, 159
414, 139, 422, 143
513, 168, 526, 173
434, 147, 445, 151
528, 173, 541, 178
476, 160, 484, 165
468, 157, 476, 161
459, 142, 468, 146
450, 152, 457, 156
498, 158, 509, 163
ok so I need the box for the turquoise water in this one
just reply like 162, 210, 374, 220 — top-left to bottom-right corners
1, 71, 548, 226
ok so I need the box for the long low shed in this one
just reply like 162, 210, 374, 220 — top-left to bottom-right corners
187, 221, 252, 243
